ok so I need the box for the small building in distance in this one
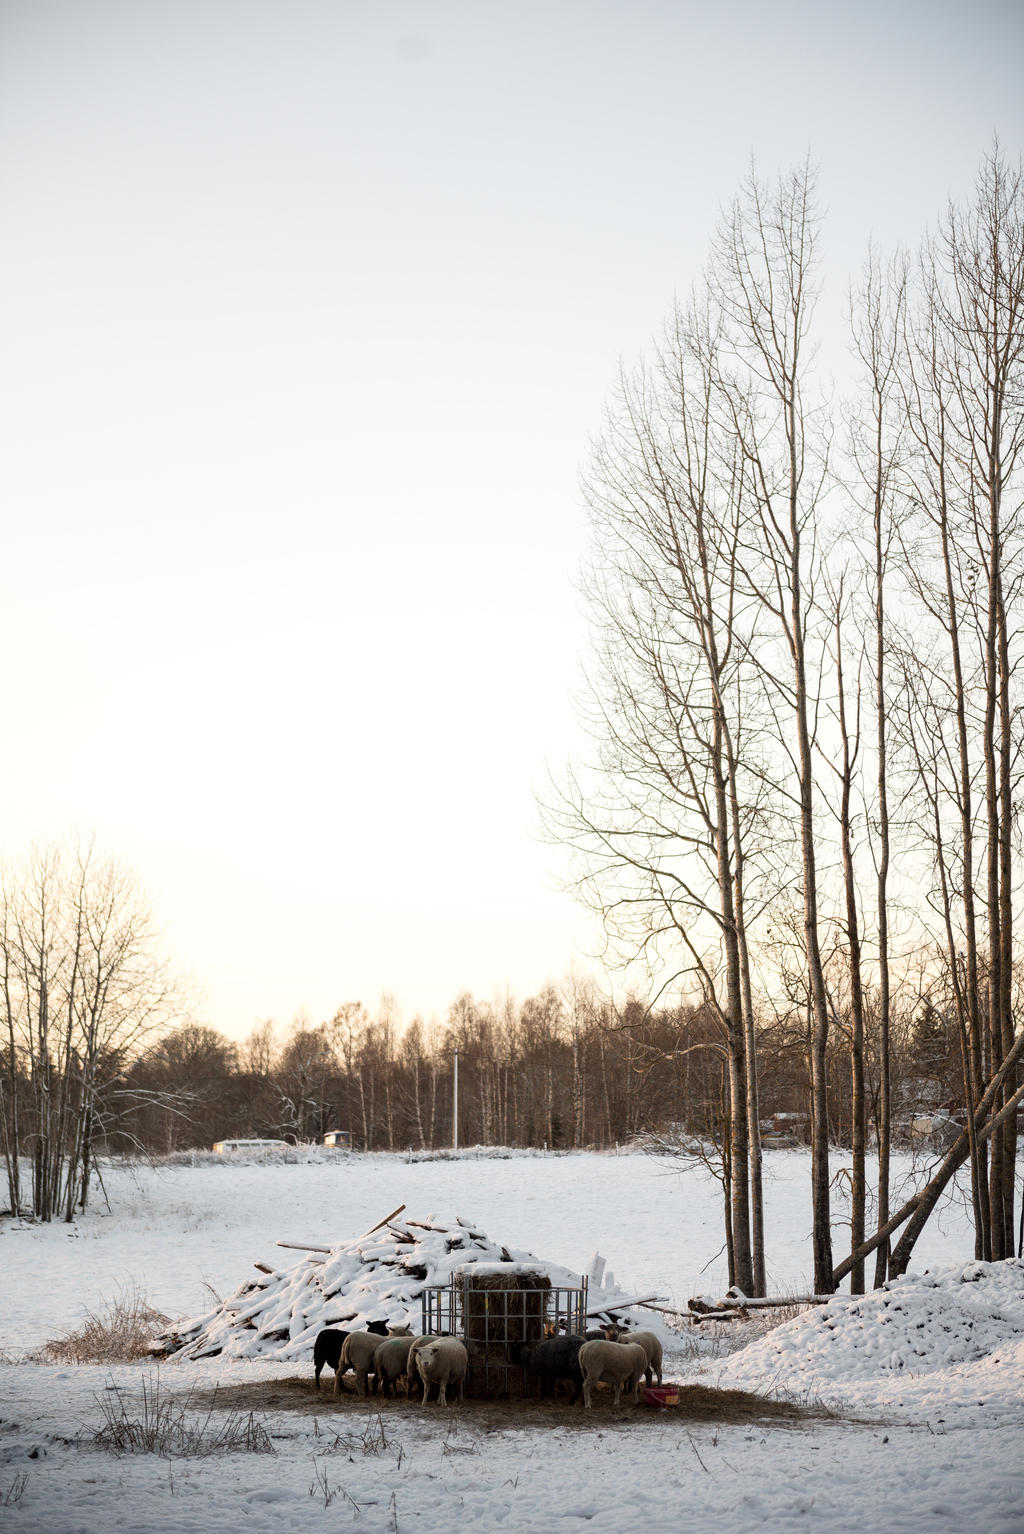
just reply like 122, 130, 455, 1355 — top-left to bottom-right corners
212, 1138, 290, 1154
323, 1129, 353, 1149
759, 1111, 809, 1148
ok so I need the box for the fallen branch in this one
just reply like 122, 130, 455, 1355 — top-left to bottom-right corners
688, 1293, 829, 1320
276, 1240, 331, 1253
584, 1294, 662, 1317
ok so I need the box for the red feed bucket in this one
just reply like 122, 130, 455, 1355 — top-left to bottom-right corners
644, 1385, 680, 1408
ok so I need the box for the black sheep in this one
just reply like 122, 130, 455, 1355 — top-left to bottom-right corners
512, 1334, 586, 1404
313, 1320, 389, 1389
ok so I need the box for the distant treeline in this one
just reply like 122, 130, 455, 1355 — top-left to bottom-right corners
0, 843, 962, 1227
93, 983, 960, 1158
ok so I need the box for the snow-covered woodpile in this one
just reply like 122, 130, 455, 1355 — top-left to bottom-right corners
151, 1206, 628, 1363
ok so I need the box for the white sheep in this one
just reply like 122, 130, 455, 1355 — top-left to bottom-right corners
339, 1323, 412, 1396
405, 1332, 448, 1385
577, 1339, 647, 1408
415, 1337, 468, 1405
373, 1335, 416, 1397
602, 1325, 663, 1386
338, 1330, 384, 1395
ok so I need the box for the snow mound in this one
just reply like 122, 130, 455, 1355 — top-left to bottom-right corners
151, 1210, 642, 1363
715, 1258, 1024, 1407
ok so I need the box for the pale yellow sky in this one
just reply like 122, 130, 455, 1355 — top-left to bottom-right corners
1, 0, 1021, 1037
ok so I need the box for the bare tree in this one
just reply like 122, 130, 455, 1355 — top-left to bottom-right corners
820, 575, 869, 1291
894, 144, 1024, 1265
546, 246, 786, 1289
0, 842, 185, 1219
847, 247, 906, 1287
241, 1019, 276, 1077
710, 161, 835, 1292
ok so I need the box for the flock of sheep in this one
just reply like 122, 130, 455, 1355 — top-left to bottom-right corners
313, 1319, 664, 1409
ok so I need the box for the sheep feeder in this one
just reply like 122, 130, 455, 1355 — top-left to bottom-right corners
423, 1261, 589, 1398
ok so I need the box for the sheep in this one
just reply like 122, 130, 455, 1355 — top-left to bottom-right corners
577, 1339, 647, 1408
313, 1320, 388, 1391
334, 1322, 412, 1396
336, 1329, 388, 1395
415, 1337, 468, 1405
601, 1324, 663, 1386
405, 1332, 448, 1381
372, 1334, 416, 1398
511, 1335, 585, 1404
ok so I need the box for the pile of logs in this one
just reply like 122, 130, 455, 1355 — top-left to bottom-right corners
148, 1203, 650, 1363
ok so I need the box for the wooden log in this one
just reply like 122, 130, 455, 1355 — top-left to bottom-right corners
689, 1293, 830, 1312
253, 1262, 275, 1275
361, 1203, 406, 1236
688, 1298, 728, 1316
276, 1240, 332, 1252
687, 1293, 831, 1322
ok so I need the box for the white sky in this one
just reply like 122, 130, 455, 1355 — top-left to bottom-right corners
1, 0, 1022, 1039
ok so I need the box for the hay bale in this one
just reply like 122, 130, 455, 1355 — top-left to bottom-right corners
457, 1263, 551, 1345
455, 1262, 552, 1398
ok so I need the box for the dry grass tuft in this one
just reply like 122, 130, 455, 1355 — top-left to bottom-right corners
91, 1375, 274, 1457
36, 1285, 171, 1365
312, 1412, 394, 1458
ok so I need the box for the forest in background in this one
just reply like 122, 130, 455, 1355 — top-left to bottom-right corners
104, 981, 966, 1159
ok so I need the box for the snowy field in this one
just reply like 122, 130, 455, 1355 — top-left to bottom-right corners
1, 1148, 1022, 1534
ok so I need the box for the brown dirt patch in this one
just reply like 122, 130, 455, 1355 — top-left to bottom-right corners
182, 1374, 833, 1432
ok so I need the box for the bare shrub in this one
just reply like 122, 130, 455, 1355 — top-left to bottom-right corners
313, 1413, 393, 1458
666, 1295, 817, 1365
665, 1321, 736, 1366
744, 1300, 809, 1334
90, 1375, 273, 1457
37, 1285, 170, 1365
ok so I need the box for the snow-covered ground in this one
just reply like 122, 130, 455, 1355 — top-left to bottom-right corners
1, 1148, 1022, 1534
